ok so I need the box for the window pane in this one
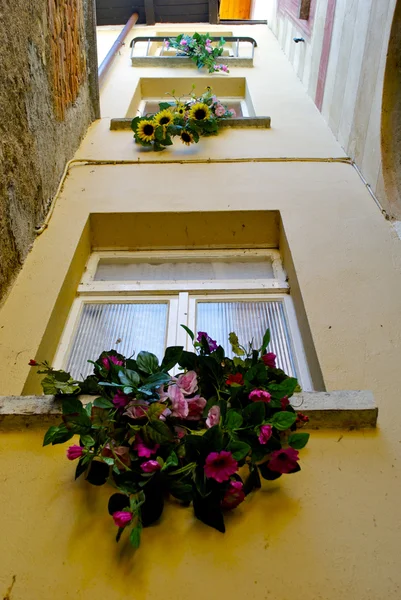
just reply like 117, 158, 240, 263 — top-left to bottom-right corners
196, 300, 297, 377
66, 303, 168, 379
95, 257, 273, 281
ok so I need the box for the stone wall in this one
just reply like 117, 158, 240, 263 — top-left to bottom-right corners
0, 0, 98, 302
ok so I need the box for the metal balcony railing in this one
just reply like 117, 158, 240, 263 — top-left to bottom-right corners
130, 36, 257, 67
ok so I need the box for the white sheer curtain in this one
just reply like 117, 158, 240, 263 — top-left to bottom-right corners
196, 300, 297, 377
66, 302, 168, 379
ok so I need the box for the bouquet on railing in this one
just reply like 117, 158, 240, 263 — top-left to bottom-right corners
167, 33, 229, 73
131, 87, 236, 151
31, 326, 309, 550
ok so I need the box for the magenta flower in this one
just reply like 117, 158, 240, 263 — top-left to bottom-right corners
249, 389, 271, 403
206, 405, 221, 428
66, 445, 83, 460
221, 64, 229, 72
165, 40, 170, 49
180, 39, 188, 46
206, 46, 212, 53
113, 511, 132, 528
258, 424, 273, 444
262, 352, 277, 368
168, 385, 189, 419
215, 104, 225, 117
112, 391, 131, 410
133, 436, 160, 458
176, 370, 198, 396
124, 401, 149, 419
196, 331, 218, 352
141, 460, 161, 473
204, 451, 238, 483
280, 396, 290, 409
187, 395, 207, 420
268, 448, 299, 474
101, 355, 124, 370
221, 480, 245, 509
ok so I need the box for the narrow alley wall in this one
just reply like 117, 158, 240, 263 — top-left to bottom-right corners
0, 0, 99, 302
266, 0, 399, 218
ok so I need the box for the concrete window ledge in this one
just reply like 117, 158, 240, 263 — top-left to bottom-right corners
0, 391, 377, 429
109, 116, 271, 131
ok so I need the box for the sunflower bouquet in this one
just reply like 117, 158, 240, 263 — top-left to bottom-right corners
131, 87, 236, 151
167, 33, 229, 73
33, 326, 310, 550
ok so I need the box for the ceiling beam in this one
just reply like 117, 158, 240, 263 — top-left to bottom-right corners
209, 0, 219, 23
144, 0, 155, 25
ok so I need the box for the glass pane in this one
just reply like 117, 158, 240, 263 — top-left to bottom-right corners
95, 257, 273, 281
66, 303, 168, 380
196, 300, 297, 377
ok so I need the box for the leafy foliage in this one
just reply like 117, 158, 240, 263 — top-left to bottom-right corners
33, 326, 310, 550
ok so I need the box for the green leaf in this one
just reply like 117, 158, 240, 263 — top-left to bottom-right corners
136, 351, 159, 374
169, 462, 196, 477
242, 402, 265, 424
159, 101, 173, 110
227, 440, 251, 461
43, 425, 59, 446
180, 324, 194, 341
75, 458, 89, 480
61, 397, 84, 415
131, 116, 141, 132
139, 371, 170, 391
168, 480, 193, 502
162, 450, 179, 470
271, 411, 297, 431
225, 409, 243, 430
288, 432, 310, 450
229, 332, 245, 356
129, 524, 142, 549
147, 403, 166, 420
161, 346, 184, 371
147, 420, 174, 444
42, 374, 80, 396
260, 328, 271, 356
51, 424, 74, 445
80, 434, 95, 447
118, 369, 140, 388
258, 462, 282, 480
102, 456, 115, 466
268, 378, 299, 399
93, 397, 114, 409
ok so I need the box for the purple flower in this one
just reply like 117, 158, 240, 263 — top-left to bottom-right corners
268, 448, 299, 474
258, 424, 273, 444
204, 451, 238, 483
112, 391, 131, 410
196, 331, 218, 352
113, 511, 132, 528
221, 480, 245, 509
176, 370, 198, 396
249, 389, 272, 403
66, 445, 83, 460
165, 40, 170, 49
141, 460, 161, 473
133, 436, 160, 458
206, 405, 221, 428
180, 39, 188, 46
262, 352, 277, 368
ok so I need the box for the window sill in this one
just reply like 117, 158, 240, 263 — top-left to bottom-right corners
109, 116, 271, 131
0, 391, 377, 429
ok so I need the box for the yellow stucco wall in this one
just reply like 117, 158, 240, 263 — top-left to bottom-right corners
1, 23, 401, 599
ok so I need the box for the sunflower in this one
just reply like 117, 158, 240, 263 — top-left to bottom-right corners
188, 102, 211, 121
174, 103, 187, 117
180, 130, 194, 146
154, 109, 174, 127
137, 119, 156, 142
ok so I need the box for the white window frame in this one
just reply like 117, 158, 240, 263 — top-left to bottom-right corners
53, 250, 313, 390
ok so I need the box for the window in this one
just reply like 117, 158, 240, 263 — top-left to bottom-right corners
278, 0, 316, 37
54, 250, 312, 389
140, 98, 249, 117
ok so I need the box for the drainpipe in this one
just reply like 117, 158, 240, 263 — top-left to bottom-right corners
98, 12, 139, 87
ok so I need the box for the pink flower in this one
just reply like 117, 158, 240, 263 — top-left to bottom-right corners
165, 40, 170, 49
206, 405, 221, 428
113, 511, 132, 528
187, 395, 207, 420
215, 104, 225, 117
229, 109, 236, 117
124, 401, 149, 419
112, 391, 131, 409
268, 448, 299, 474
196, 331, 218, 352
249, 389, 271, 403
180, 39, 188, 46
262, 352, 276, 368
280, 396, 290, 409
102, 355, 123, 370
258, 424, 273, 444
206, 38, 212, 44
102, 444, 131, 466
141, 460, 161, 473
221, 480, 245, 509
168, 385, 189, 419
176, 371, 198, 396
133, 436, 160, 458
220, 64, 229, 72
204, 451, 238, 483
174, 425, 187, 439
206, 46, 212, 53
66, 445, 83, 460
159, 407, 172, 421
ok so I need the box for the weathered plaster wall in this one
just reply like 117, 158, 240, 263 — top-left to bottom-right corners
0, 0, 98, 302
266, 0, 400, 218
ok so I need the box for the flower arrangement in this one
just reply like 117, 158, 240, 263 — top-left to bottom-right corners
32, 326, 309, 549
131, 87, 236, 151
167, 33, 229, 73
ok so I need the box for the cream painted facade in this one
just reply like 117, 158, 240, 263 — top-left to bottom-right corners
1, 21, 401, 600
